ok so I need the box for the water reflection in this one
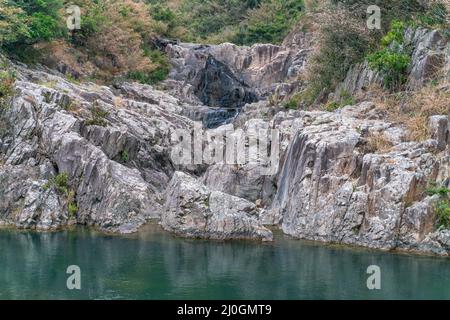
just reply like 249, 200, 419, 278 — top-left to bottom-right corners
1, 225, 450, 299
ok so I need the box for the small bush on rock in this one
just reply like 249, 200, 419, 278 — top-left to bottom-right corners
368, 49, 411, 90
0, 68, 15, 108
367, 20, 411, 90
426, 183, 450, 230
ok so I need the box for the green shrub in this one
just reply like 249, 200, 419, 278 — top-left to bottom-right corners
304, 1, 447, 103
44, 172, 70, 194
55, 173, 69, 194
45, 174, 78, 218
160, 0, 302, 45
42, 173, 78, 220
284, 93, 303, 110
305, 10, 373, 103
91, 105, 109, 118
324, 101, 340, 112
233, 0, 304, 45
68, 202, 78, 218
1, 0, 64, 54
28, 12, 62, 41
426, 183, 450, 230
339, 90, 355, 106
436, 200, 450, 230
323, 90, 355, 112
284, 99, 298, 110
150, 3, 177, 35
0, 68, 16, 108
0, 0, 29, 47
85, 105, 109, 127
380, 20, 406, 47
368, 49, 411, 90
330, 0, 435, 32
173, 0, 263, 42
121, 150, 129, 163
427, 186, 450, 197
367, 20, 411, 90
417, 2, 448, 29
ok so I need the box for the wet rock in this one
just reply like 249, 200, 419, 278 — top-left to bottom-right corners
193, 56, 257, 110
163, 35, 314, 127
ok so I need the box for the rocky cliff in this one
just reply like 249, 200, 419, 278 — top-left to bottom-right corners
0, 25, 449, 255
334, 27, 449, 99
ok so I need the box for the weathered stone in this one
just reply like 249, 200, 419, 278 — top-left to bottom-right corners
0, 62, 194, 233
0, 165, 66, 230
335, 27, 449, 96
429, 115, 449, 151
161, 172, 273, 241
265, 105, 449, 254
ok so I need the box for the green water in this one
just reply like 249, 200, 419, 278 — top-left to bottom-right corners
1, 224, 450, 300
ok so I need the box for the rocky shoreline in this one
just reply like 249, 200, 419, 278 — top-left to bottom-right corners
0, 25, 449, 256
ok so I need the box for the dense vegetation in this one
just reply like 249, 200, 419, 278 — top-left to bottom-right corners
0, 57, 15, 109
0, 0, 447, 91
0, 0, 164, 82
146, 0, 304, 45
367, 21, 411, 90
427, 186, 450, 230
0, 0, 305, 83
302, 0, 449, 104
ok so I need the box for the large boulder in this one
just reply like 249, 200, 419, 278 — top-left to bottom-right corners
161, 172, 273, 241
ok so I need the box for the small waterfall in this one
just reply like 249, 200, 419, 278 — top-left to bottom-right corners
202, 108, 239, 129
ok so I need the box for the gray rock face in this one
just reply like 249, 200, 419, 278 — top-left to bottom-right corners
0, 24, 448, 257
335, 27, 449, 97
0, 165, 67, 230
429, 115, 450, 151
0, 63, 193, 233
199, 99, 449, 254
192, 55, 258, 110
165, 36, 313, 98
405, 28, 449, 90
268, 105, 449, 254
161, 172, 273, 241
163, 34, 314, 127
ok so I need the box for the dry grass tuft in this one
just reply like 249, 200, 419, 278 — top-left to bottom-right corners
366, 131, 394, 153
371, 76, 450, 142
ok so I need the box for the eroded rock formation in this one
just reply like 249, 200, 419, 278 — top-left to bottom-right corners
0, 24, 449, 255
162, 172, 272, 241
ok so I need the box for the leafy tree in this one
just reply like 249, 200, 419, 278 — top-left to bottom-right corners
0, 0, 64, 52
0, 0, 29, 46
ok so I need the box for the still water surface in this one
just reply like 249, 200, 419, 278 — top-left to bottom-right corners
1, 224, 450, 299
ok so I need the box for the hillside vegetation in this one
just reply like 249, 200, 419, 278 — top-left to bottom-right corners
276, 0, 449, 142
0, 0, 448, 120
302, 0, 449, 104
0, 0, 305, 83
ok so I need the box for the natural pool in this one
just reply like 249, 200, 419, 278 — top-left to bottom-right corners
1, 224, 450, 299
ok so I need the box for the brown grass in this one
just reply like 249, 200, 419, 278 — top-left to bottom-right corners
39, 0, 159, 82
370, 77, 450, 142
366, 131, 394, 153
